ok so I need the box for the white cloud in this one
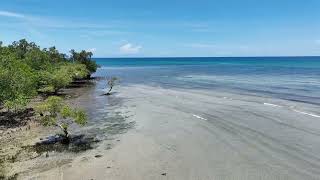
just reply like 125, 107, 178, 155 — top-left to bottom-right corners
119, 43, 142, 54
0, 10, 120, 30
0, 10, 25, 18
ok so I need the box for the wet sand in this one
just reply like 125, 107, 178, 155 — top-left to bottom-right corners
25, 84, 320, 180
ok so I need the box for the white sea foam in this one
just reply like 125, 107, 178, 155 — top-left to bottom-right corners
223, 97, 233, 100
262, 103, 320, 118
263, 103, 282, 107
192, 114, 208, 121
293, 110, 320, 118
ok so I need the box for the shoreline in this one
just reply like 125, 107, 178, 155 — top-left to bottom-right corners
19, 84, 320, 180
2, 78, 320, 179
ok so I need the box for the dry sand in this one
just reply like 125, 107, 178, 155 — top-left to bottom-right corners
20, 84, 320, 180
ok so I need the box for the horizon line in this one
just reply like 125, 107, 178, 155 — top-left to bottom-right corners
92, 55, 320, 59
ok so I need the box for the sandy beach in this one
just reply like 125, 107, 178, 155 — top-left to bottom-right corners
20, 83, 320, 180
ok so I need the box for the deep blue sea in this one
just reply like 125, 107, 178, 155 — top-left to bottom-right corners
93, 57, 320, 105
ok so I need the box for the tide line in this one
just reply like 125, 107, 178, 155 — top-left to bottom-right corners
293, 110, 320, 118
192, 114, 208, 121
262, 102, 320, 118
263, 103, 282, 107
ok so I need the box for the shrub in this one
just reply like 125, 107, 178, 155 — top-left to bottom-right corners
0, 54, 37, 111
35, 96, 87, 142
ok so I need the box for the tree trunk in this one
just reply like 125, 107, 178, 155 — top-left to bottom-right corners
107, 86, 113, 95
54, 88, 59, 95
57, 124, 70, 144
102, 86, 113, 96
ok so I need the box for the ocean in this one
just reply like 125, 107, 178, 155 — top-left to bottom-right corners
93, 57, 320, 105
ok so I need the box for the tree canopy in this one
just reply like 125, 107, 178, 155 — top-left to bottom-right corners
70, 49, 99, 75
0, 39, 98, 111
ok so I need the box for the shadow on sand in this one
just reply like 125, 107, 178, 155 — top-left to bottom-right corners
0, 108, 34, 129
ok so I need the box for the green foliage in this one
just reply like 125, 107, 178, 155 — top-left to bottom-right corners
61, 105, 73, 118
43, 46, 67, 64
73, 109, 87, 126
37, 63, 88, 93
0, 54, 37, 111
62, 63, 89, 79
37, 69, 72, 94
3, 95, 29, 112
51, 68, 73, 92
0, 39, 96, 114
8, 39, 39, 59
24, 48, 51, 70
70, 49, 99, 74
35, 96, 87, 137
37, 85, 55, 94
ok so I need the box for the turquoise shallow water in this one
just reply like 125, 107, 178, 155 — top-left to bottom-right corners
93, 57, 320, 105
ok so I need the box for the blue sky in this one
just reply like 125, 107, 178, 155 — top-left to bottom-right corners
0, 0, 320, 57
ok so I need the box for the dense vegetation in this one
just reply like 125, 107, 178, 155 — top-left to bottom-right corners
0, 39, 99, 112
